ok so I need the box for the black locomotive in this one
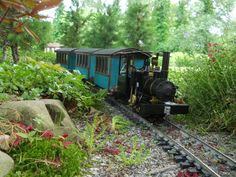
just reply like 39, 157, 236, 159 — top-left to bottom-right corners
116, 52, 189, 117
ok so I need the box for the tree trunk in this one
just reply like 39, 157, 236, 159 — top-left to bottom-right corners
1, 40, 7, 62
11, 43, 19, 63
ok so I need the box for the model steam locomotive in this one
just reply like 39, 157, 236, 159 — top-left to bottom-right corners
55, 48, 189, 118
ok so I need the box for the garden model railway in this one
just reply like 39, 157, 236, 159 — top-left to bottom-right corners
56, 47, 236, 177
1, 1, 235, 176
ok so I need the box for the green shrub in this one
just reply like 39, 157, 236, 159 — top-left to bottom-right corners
22, 50, 56, 63
0, 59, 105, 111
179, 44, 236, 133
171, 52, 206, 68
0, 49, 56, 64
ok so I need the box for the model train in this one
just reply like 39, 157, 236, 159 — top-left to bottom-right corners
55, 48, 189, 118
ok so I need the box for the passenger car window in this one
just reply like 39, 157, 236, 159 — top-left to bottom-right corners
96, 56, 110, 75
76, 54, 89, 68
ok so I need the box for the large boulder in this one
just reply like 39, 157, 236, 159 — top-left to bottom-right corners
0, 100, 54, 130
0, 151, 14, 176
0, 100, 77, 137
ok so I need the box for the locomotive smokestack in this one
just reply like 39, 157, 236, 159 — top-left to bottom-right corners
161, 52, 170, 79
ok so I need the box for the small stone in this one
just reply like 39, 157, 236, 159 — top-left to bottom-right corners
0, 150, 14, 177
0, 135, 10, 151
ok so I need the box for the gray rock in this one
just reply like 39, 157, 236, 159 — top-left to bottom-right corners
0, 151, 14, 177
0, 100, 77, 138
0, 100, 54, 130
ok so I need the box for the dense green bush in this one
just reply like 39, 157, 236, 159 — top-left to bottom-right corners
0, 60, 105, 110
0, 49, 56, 64
170, 52, 206, 68
175, 45, 236, 133
22, 50, 56, 63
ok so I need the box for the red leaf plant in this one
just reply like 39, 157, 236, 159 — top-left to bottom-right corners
103, 147, 120, 156
177, 170, 199, 177
12, 134, 23, 147
41, 130, 54, 140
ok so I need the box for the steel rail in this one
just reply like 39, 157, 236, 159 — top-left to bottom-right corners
164, 118, 236, 165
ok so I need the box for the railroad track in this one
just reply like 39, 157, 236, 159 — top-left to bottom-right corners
106, 97, 236, 177
157, 119, 236, 177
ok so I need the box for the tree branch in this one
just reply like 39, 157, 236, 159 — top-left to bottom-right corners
0, 8, 10, 25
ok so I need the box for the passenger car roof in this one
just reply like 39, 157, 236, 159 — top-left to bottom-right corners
55, 48, 76, 52
93, 48, 151, 57
74, 48, 101, 54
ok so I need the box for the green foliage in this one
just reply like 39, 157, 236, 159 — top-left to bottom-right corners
112, 115, 131, 132
178, 45, 236, 133
53, 3, 67, 42
175, 0, 189, 28
53, 2, 91, 47
22, 50, 56, 63
84, 0, 121, 48
0, 93, 10, 102
152, 0, 171, 51
20, 20, 53, 50
170, 52, 206, 68
7, 138, 88, 177
0, 60, 104, 110
117, 136, 150, 166
122, 1, 151, 50
79, 115, 110, 153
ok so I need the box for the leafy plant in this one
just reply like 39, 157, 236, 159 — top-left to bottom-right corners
0, 93, 10, 102
174, 44, 236, 133
0, 59, 105, 111
117, 136, 150, 166
111, 115, 131, 133
1, 121, 89, 177
22, 50, 56, 63
7, 138, 88, 177
79, 116, 108, 153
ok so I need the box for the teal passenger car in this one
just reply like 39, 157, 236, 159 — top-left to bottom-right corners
55, 48, 150, 90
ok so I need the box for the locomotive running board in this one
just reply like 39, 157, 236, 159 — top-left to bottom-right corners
138, 102, 189, 117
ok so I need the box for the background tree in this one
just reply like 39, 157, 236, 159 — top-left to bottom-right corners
84, 0, 121, 48
152, 0, 171, 51
53, 3, 67, 43
57, 0, 92, 47
19, 20, 53, 50
122, 0, 151, 50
